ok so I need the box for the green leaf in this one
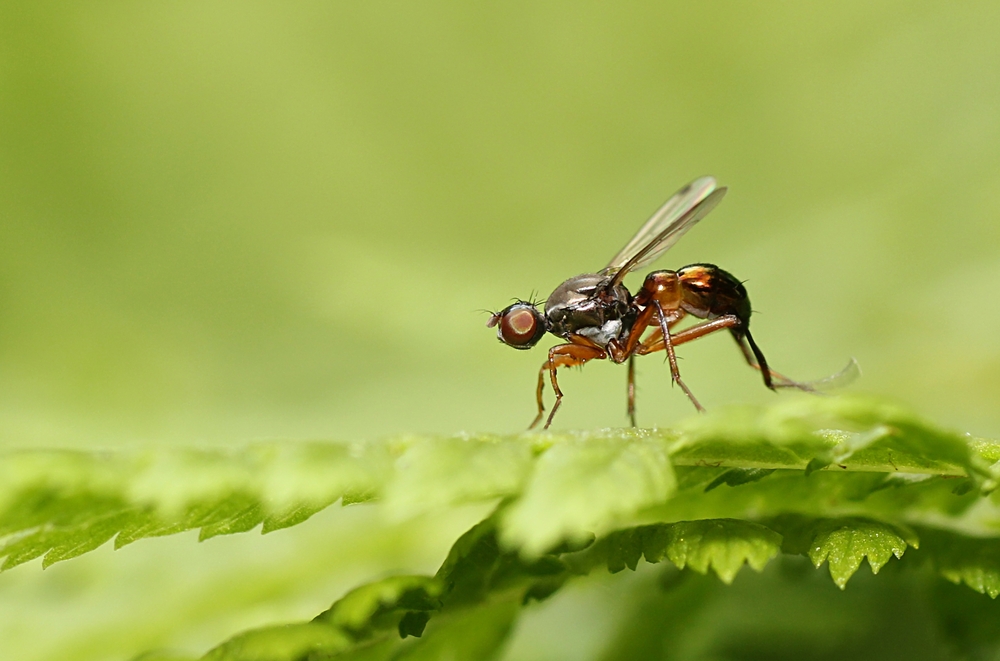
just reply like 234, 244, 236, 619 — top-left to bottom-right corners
671, 396, 1000, 480
393, 596, 520, 661
185, 497, 998, 661
260, 501, 337, 534
41, 510, 138, 568
383, 436, 532, 519
208, 514, 540, 660
432, 515, 571, 610
0, 442, 392, 569
647, 520, 782, 584
805, 426, 894, 474
314, 575, 444, 637
568, 520, 781, 584
0, 396, 997, 583
500, 430, 675, 556
798, 398, 996, 482
941, 561, 1000, 600
201, 622, 353, 661
198, 502, 264, 542
704, 467, 776, 491
776, 517, 918, 589
922, 528, 1000, 599
672, 403, 828, 468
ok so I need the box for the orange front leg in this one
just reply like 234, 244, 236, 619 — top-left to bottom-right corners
530, 338, 606, 430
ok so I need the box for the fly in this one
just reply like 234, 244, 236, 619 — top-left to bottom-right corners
487, 176, 856, 429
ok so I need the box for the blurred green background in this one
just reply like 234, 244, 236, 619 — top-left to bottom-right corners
2, 2, 1000, 660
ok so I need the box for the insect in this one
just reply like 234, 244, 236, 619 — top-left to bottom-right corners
487, 176, 851, 430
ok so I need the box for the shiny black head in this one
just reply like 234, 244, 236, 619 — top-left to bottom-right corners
486, 301, 547, 350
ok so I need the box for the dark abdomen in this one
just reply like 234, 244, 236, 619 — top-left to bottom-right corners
677, 263, 752, 325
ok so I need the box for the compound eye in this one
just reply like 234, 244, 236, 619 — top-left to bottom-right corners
501, 308, 538, 344
495, 303, 545, 349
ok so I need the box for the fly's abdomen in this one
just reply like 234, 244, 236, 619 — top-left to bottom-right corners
677, 263, 752, 325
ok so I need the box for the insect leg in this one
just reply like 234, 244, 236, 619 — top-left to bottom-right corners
652, 301, 705, 413
618, 303, 687, 425
734, 329, 776, 390
639, 315, 811, 392
732, 331, 824, 392
532, 362, 548, 430
615, 304, 658, 428
637, 314, 742, 355
627, 354, 636, 427
620, 304, 657, 356
529, 341, 606, 430
633, 311, 687, 352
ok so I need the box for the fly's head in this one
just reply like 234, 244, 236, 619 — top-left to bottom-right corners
487, 300, 547, 350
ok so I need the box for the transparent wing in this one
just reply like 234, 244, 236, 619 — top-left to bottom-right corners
604, 177, 727, 286
771, 357, 862, 393
605, 176, 718, 272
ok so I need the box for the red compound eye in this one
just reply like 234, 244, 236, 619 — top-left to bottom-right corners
491, 302, 545, 349
501, 308, 538, 344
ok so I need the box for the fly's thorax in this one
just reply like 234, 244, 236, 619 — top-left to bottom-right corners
677, 263, 752, 324
544, 273, 633, 342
